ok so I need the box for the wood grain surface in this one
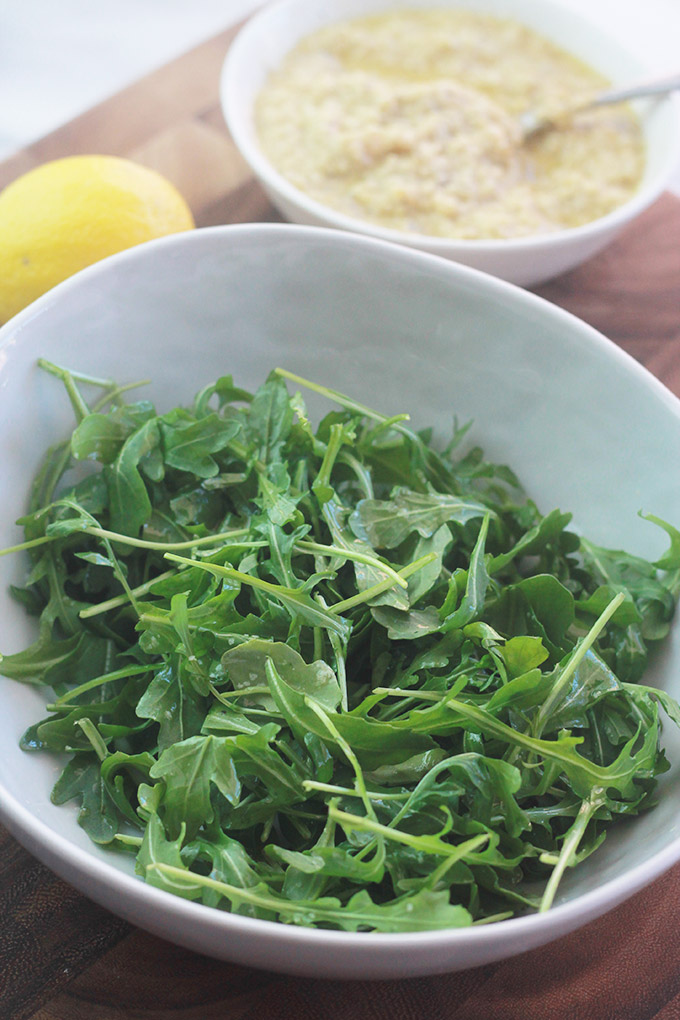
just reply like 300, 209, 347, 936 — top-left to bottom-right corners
1, 19, 680, 1020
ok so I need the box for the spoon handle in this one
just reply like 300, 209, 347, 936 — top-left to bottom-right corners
520, 71, 680, 139
590, 71, 680, 108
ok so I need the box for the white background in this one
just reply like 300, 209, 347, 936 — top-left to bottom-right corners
1, 0, 679, 191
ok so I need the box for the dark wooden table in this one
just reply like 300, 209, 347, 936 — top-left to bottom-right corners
1, 21, 680, 1020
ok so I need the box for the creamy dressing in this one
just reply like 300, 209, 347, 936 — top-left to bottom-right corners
255, 10, 645, 240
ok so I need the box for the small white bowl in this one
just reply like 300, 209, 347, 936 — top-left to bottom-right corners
221, 0, 680, 286
1, 224, 680, 978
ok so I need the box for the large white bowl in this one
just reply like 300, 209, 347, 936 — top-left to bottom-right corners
1, 224, 680, 979
221, 0, 680, 287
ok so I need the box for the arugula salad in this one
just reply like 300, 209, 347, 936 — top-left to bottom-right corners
2, 359, 680, 932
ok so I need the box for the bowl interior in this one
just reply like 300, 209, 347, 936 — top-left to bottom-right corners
1, 225, 680, 969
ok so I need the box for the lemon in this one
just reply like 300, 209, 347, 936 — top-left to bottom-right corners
0, 155, 195, 324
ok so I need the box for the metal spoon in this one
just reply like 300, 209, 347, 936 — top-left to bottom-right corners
519, 70, 680, 141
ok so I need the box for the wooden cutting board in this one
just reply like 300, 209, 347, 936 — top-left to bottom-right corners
1, 20, 680, 1020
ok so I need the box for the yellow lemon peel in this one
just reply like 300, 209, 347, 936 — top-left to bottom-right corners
0, 155, 195, 323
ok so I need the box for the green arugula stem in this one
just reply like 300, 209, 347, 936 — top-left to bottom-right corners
209, 684, 270, 701
229, 437, 264, 471
373, 686, 441, 702
283, 807, 326, 822
296, 539, 407, 589
48, 663, 152, 708
275, 368, 388, 424
147, 864, 441, 931
91, 379, 151, 412
361, 414, 412, 442
166, 554, 299, 607
227, 705, 285, 719
539, 788, 605, 912
304, 697, 377, 822
533, 591, 625, 738
312, 623, 324, 663
539, 853, 561, 866
113, 834, 144, 848
79, 570, 176, 619
101, 535, 143, 618
473, 911, 514, 925
165, 557, 283, 597
303, 780, 409, 801
337, 450, 374, 499
0, 525, 255, 561
0, 535, 53, 558
329, 552, 437, 615
426, 849, 473, 890
329, 805, 489, 859
76, 718, 109, 761
313, 423, 349, 501
38, 359, 91, 423
82, 525, 252, 552
39, 362, 116, 390
274, 739, 308, 773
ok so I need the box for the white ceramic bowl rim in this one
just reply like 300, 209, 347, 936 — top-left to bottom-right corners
1, 221, 680, 962
222, 0, 680, 254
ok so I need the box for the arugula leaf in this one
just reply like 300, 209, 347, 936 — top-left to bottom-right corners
104, 419, 160, 537
245, 375, 293, 462
51, 756, 119, 844
351, 489, 490, 549
0, 632, 83, 683
440, 514, 491, 630
222, 638, 341, 711
135, 661, 206, 751
71, 403, 157, 464
137, 813, 202, 899
149, 734, 240, 839
160, 411, 241, 478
